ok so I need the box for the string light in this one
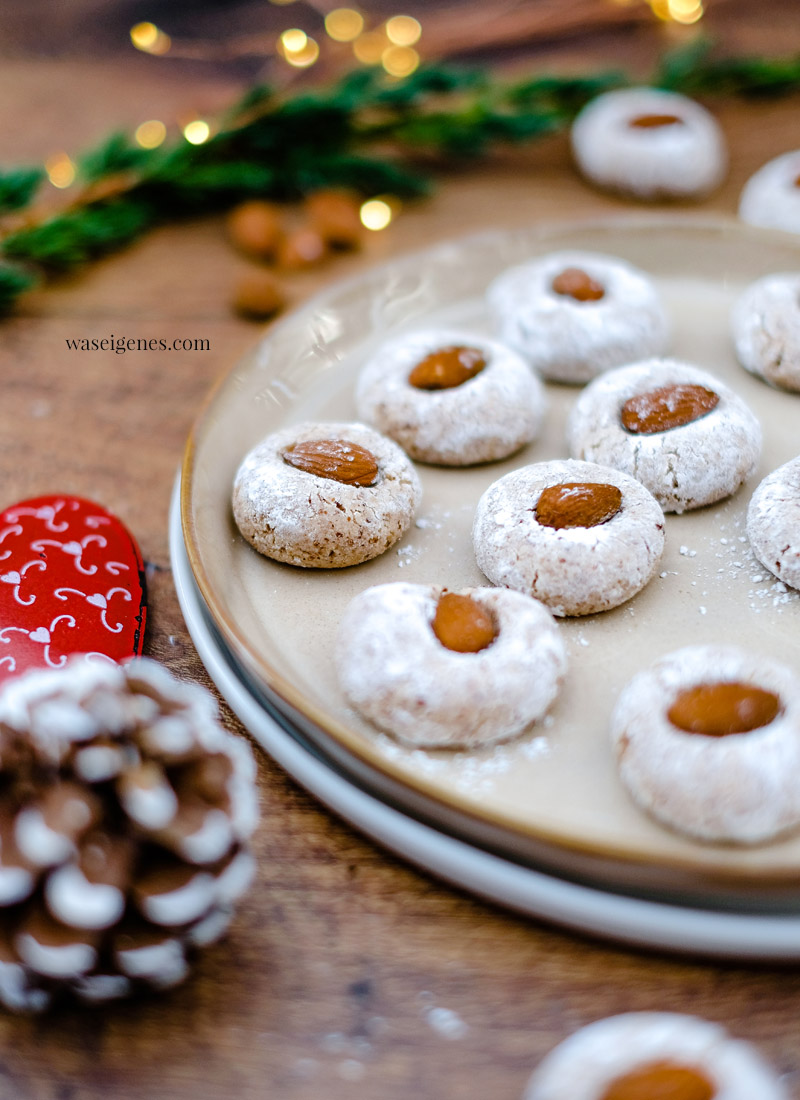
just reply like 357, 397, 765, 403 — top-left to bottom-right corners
283, 37, 320, 67
360, 198, 394, 231
45, 153, 76, 189
183, 120, 211, 145
648, 0, 672, 20
135, 120, 167, 149
385, 15, 421, 47
667, 0, 704, 22
353, 29, 387, 65
279, 28, 308, 54
381, 45, 419, 77
325, 8, 364, 43
130, 21, 171, 55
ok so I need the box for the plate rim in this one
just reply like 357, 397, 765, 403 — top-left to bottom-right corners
181, 212, 800, 887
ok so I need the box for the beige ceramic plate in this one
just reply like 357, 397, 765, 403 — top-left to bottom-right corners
183, 217, 800, 900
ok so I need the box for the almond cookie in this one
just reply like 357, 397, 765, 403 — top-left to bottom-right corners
732, 273, 800, 392
611, 645, 800, 843
747, 456, 800, 590
571, 87, 727, 200
739, 150, 800, 234
524, 1012, 788, 1100
355, 328, 545, 465
487, 251, 669, 384
336, 583, 567, 749
567, 358, 762, 512
472, 459, 665, 617
232, 422, 421, 568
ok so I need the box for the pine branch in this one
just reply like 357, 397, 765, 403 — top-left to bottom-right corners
0, 167, 45, 214
0, 44, 799, 313
656, 39, 800, 97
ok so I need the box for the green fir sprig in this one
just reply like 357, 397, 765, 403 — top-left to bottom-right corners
1, 41, 800, 313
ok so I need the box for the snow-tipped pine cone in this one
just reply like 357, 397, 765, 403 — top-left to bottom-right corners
0, 657, 258, 1011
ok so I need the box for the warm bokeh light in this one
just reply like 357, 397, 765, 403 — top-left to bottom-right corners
668, 0, 704, 22
353, 30, 387, 65
46, 153, 76, 189
381, 45, 419, 77
325, 8, 364, 42
269, 0, 297, 5
385, 15, 421, 47
135, 120, 167, 149
649, 0, 672, 20
130, 22, 158, 49
360, 198, 393, 231
130, 21, 171, 54
183, 120, 211, 145
284, 37, 320, 67
280, 28, 308, 53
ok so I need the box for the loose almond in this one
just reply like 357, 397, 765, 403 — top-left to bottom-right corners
667, 681, 781, 736
232, 269, 286, 320
227, 201, 282, 259
432, 592, 496, 653
601, 1062, 714, 1100
408, 346, 487, 390
282, 439, 378, 486
306, 189, 362, 249
551, 267, 605, 302
620, 383, 719, 434
629, 113, 683, 129
535, 482, 622, 530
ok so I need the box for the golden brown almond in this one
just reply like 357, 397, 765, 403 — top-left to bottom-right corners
668, 681, 782, 737
432, 592, 497, 653
276, 227, 327, 270
282, 439, 378, 486
629, 113, 684, 129
601, 1063, 714, 1100
535, 481, 622, 530
408, 346, 487, 390
551, 267, 605, 302
232, 270, 286, 320
306, 189, 362, 249
227, 201, 283, 259
620, 384, 719, 434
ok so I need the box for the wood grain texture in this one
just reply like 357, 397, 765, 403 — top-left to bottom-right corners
1, 10, 800, 1097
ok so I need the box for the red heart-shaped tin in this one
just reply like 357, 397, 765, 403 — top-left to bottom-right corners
0, 495, 146, 684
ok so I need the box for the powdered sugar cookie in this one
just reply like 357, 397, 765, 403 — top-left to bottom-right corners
571, 86, 727, 200
472, 459, 665, 617
232, 421, 421, 568
732, 273, 800, 392
336, 583, 567, 749
355, 328, 545, 465
739, 150, 800, 234
567, 358, 761, 512
524, 1012, 787, 1100
611, 645, 800, 843
747, 456, 800, 590
487, 251, 669, 384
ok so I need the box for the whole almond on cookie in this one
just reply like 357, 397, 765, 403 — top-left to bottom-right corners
621, 384, 719, 434
282, 439, 379, 486
668, 682, 782, 736
432, 592, 497, 653
535, 482, 622, 530
551, 267, 605, 301
408, 346, 486, 390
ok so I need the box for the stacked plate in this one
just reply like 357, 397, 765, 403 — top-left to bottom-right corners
172, 217, 800, 960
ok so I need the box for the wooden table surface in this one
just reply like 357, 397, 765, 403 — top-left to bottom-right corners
1, 5, 800, 1097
